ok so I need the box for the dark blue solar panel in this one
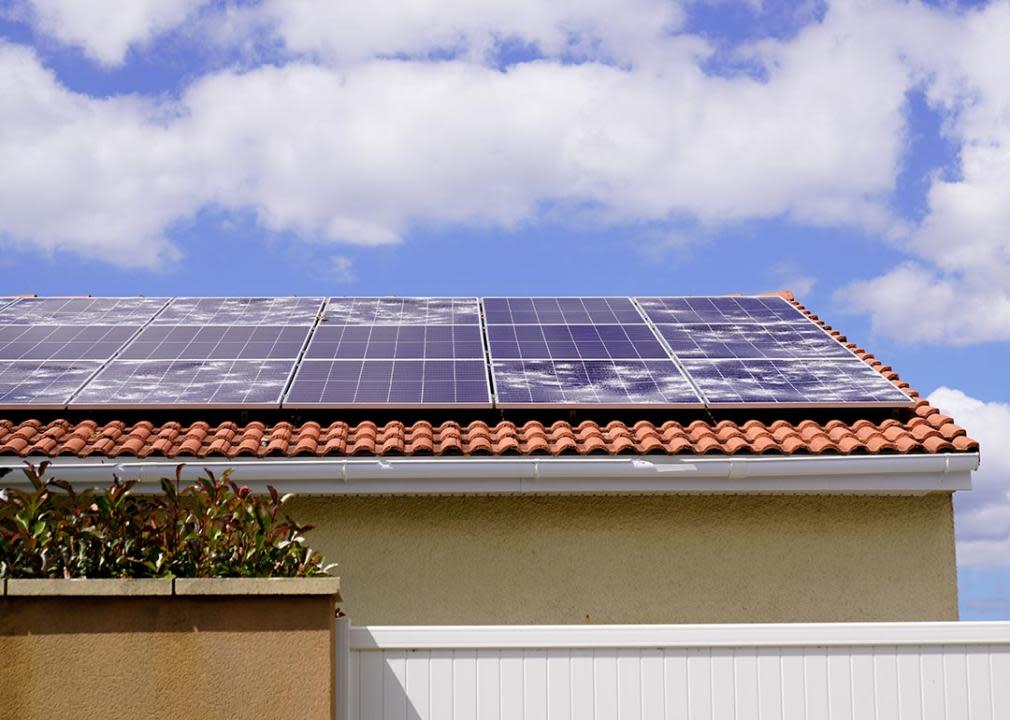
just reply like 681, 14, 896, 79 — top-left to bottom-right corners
117, 325, 309, 360
324, 298, 479, 325
306, 325, 484, 360
681, 358, 914, 406
0, 297, 167, 325
284, 360, 491, 406
492, 359, 701, 406
0, 361, 101, 408
636, 296, 806, 325
656, 323, 852, 360
483, 297, 643, 325
0, 325, 139, 360
155, 297, 323, 326
71, 360, 293, 407
487, 324, 668, 360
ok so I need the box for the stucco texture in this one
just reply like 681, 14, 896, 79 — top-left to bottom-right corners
0, 596, 335, 720
289, 493, 959, 625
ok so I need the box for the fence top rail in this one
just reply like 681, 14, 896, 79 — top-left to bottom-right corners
350, 622, 1010, 650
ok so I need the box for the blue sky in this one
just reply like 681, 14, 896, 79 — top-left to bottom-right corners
2, 0, 1010, 618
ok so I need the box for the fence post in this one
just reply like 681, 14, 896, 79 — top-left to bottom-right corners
334, 615, 351, 720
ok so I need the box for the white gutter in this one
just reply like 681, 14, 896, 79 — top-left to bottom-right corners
0, 453, 978, 495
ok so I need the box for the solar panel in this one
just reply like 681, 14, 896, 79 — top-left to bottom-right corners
117, 325, 309, 360
0, 297, 168, 325
636, 296, 807, 325
492, 359, 701, 406
71, 360, 293, 408
324, 297, 479, 325
286, 297, 491, 407
483, 297, 643, 325
154, 297, 323, 326
305, 325, 485, 360
284, 359, 491, 407
0, 361, 102, 409
0, 325, 140, 361
681, 358, 914, 407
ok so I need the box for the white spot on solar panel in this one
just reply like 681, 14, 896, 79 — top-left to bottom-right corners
154, 297, 323, 326
492, 359, 701, 407
71, 359, 293, 408
0, 297, 168, 325
323, 297, 479, 325
682, 358, 913, 407
0, 360, 102, 408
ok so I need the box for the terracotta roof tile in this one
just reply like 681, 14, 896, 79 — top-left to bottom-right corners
0, 294, 980, 460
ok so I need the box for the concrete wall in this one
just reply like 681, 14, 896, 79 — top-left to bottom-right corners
290, 493, 958, 625
0, 595, 335, 720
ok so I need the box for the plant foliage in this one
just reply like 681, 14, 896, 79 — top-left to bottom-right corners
0, 462, 335, 579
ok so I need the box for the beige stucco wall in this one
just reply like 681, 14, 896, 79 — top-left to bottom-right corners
289, 493, 958, 625
0, 596, 335, 720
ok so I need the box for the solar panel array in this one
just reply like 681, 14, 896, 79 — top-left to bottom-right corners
0, 297, 168, 408
71, 297, 322, 408
0, 295, 913, 410
637, 296, 913, 407
285, 297, 491, 407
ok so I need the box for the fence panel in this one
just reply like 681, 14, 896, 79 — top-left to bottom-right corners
345, 623, 1010, 720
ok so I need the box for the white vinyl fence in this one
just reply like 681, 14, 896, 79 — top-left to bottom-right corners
340, 622, 1010, 720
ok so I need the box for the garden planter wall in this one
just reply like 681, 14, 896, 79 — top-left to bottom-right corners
0, 577, 341, 720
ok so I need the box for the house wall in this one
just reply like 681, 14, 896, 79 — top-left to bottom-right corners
0, 595, 335, 720
289, 492, 958, 625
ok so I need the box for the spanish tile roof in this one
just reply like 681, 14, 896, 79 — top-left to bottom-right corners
0, 294, 978, 459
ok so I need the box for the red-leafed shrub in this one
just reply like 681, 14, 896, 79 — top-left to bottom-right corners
0, 462, 335, 579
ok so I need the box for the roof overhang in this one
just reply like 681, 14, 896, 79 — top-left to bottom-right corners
0, 453, 979, 496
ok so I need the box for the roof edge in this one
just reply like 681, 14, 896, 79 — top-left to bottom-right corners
1, 453, 978, 496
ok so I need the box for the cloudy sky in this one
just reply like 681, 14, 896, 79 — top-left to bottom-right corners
1, 0, 1009, 617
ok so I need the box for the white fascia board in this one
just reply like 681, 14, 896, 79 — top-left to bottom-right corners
351, 620, 1010, 650
0, 453, 978, 496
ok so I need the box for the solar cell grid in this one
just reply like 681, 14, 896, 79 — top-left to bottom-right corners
0, 360, 102, 408
155, 297, 323, 326
324, 298, 479, 325
0, 325, 139, 361
72, 359, 293, 407
306, 324, 485, 360
284, 359, 491, 406
0, 297, 168, 325
636, 296, 806, 325
492, 359, 701, 406
118, 325, 309, 360
487, 324, 668, 361
483, 297, 643, 325
682, 358, 913, 407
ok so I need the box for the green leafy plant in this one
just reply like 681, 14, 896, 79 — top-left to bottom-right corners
0, 462, 335, 579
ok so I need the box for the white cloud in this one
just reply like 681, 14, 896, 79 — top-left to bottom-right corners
838, 2, 1010, 344
251, 0, 685, 66
330, 256, 355, 284
5, 0, 1010, 303
928, 387, 1010, 568
17, 0, 210, 66
0, 43, 195, 266
0, 2, 922, 268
